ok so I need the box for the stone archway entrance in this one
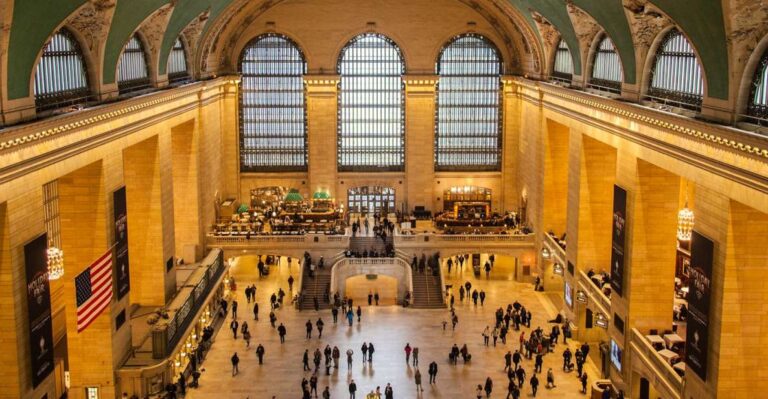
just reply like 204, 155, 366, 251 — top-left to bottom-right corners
330, 258, 413, 304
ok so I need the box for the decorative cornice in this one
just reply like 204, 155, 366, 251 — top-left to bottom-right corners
304, 75, 341, 86
0, 77, 238, 152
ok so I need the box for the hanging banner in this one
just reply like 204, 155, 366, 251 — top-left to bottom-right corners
686, 231, 713, 381
114, 187, 130, 299
24, 234, 55, 387
610, 185, 627, 297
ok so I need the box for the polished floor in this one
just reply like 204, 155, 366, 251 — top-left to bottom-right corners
187, 255, 599, 398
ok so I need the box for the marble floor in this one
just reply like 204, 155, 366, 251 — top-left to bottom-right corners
187, 255, 599, 399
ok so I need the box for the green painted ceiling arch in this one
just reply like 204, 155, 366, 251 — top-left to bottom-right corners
571, 0, 636, 84
102, 0, 170, 84
651, 0, 728, 99
157, 0, 211, 76
507, 0, 582, 76
7, 0, 86, 100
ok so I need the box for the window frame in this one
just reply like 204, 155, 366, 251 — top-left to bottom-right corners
238, 33, 309, 172
434, 33, 503, 172
167, 37, 190, 83
588, 33, 623, 94
747, 48, 768, 126
336, 33, 406, 172
552, 38, 574, 84
34, 28, 92, 112
646, 28, 704, 111
117, 34, 151, 94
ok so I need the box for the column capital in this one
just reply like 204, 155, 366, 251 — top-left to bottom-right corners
304, 75, 340, 96
403, 75, 438, 95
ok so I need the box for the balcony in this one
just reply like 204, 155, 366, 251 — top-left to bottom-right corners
395, 232, 535, 254
543, 233, 567, 265
577, 270, 611, 316
629, 328, 684, 399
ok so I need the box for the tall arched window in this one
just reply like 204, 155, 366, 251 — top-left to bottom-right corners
435, 34, 502, 171
118, 34, 150, 94
167, 38, 189, 83
747, 48, 768, 126
647, 29, 704, 110
589, 34, 623, 94
553, 39, 574, 83
337, 33, 405, 172
34, 28, 91, 111
239, 34, 307, 171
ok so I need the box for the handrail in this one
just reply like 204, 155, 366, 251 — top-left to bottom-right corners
629, 328, 683, 399
577, 270, 611, 317
543, 233, 567, 264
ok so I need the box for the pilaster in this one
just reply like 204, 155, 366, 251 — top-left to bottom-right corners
403, 75, 437, 211
304, 76, 340, 199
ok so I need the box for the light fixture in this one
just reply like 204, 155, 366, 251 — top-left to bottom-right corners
46, 244, 64, 280
677, 191, 694, 241
595, 312, 609, 329
541, 247, 551, 260
553, 263, 564, 276
576, 290, 587, 303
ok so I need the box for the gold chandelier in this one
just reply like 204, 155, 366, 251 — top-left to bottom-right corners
677, 201, 694, 242
47, 245, 64, 280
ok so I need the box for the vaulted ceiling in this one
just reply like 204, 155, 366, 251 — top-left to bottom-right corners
3, 0, 757, 103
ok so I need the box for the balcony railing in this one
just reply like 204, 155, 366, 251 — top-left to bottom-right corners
395, 232, 535, 244
577, 270, 611, 316
543, 233, 566, 265
629, 328, 684, 399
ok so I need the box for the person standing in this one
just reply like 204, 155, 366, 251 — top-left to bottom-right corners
412, 346, 419, 366
303, 349, 311, 371
428, 361, 438, 384
253, 302, 259, 321
513, 350, 521, 370
322, 386, 331, 399
349, 379, 358, 399
384, 383, 393, 399
288, 275, 294, 291
310, 373, 318, 397
356, 306, 362, 322
230, 319, 239, 339
484, 377, 493, 398
347, 309, 354, 326
404, 343, 412, 363
277, 323, 287, 343
530, 374, 539, 397
580, 373, 588, 394
482, 326, 490, 346
346, 348, 354, 368
231, 352, 240, 376
317, 318, 325, 338
504, 351, 512, 371
367, 342, 375, 363
333, 346, 340, 368
374, 292, 380, 306
368, 291, 373, 306
480, 290, 486, 306
256, 344, 265, 364
546, 368, 556, 388
232, 299, 238, 319
306, 319, 313, 339
361, 342, 369, 362
332, 306, 339, 323
476, 384, 484, 399
414, 369, 424, 392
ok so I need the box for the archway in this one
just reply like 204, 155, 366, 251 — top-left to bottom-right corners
344, 275, 398, 306
347, 186, 395, 214
330, 258, 413, 303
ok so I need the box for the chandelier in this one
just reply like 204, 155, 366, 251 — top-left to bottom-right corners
677, 201, 694, 242
47, 245, 64, 280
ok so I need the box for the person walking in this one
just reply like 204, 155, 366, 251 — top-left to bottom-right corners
230, 319, 239, 339
580, 373, 588, 394
253, 302, 259, 321
513, 350, 521, 370
310, 373, 319, 397
428, 361, 438, 384
546, 368, 556, 388
322, 386, 331, 399
367, 342, 375, 363
530, 374, 539, 397
368, 291, 373, 306
414, 369, 424, 392
256, 344, 265, 364
476, 384, 484, 399
346, 348, 354, 369
504, 351, 512, 371
306, 319, 313, 339
269, 311, 277, 328
492, 326, 499, 347
404, 343, 412, 363
347, 309, 354, 326
303, 349, 311, 371
317, 318, 325, 338
231, 352, 240, 376
356, 306, 362, 322
349, 379, 358, 399
484, 377, 493, 398
277, 323, 287, 343
332, 306, 339, 323
243, 329, 251, 348
232, 299, 238, 319
535, 353, 543, 373
412, 346, 419, 366
333, 346, 340, 368
482, 326, 490, 346
374, 292, 380, 306
384, 383, 393, 399
288, 275, 294, 291
361, 342, 368, 363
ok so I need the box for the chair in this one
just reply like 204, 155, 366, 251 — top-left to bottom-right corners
649, 329, 658, 336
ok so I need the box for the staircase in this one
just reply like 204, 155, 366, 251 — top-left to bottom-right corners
298, 264, 332, 311
349, 235, 393, 254
411, 270, 445, 309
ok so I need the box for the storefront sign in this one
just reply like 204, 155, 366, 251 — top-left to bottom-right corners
113, 187, 130, 299
610, 185, 627, 297
686, 231, 713, 381
24, 234, 55, 387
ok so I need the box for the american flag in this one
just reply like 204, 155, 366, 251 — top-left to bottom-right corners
75, 249, 113, 333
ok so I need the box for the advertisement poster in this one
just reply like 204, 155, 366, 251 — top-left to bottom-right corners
610, 185, 627, 297
24, 234, 55, 387
114, 187, 130, 299
685, 231, 713, 381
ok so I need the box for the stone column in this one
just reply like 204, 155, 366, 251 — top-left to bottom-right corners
501, 78, 521, 213
171, 120, 201, 262
403, 75, 437, 212
219, 78, 241, 200
304, 76, 340, 199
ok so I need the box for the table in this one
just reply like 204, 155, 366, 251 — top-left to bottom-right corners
657, 349, 679, 364
664, 333, 685, 348
673, 362, 686, 372
646, 335, 665, 346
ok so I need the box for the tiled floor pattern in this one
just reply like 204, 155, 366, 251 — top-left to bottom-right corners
186, 256, 599, 399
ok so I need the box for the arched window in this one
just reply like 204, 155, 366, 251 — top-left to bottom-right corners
167, 38, 189, 83
239, 34, 307, 171
34, 28, 91, 111
647, 29, 704, 110
589, 34, 623, 94
553, 39, 574, 83
435, 34, 502, 171
747, 49, 768, 126
117, 34, 150, 94
337, 33, 405, 172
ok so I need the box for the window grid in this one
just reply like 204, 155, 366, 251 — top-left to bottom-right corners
647, 29, 704, 111
239, 34, 308, 172
42, 181, 61, 249
337, 33, 405, 172
747, 50, 768, 126
589, 35, 623, 94
118, 35, 150, 94
34, 29, 91, 112
435, 34, 502, 171
168, 38, 190, 83
347, 186, 396, 214
552, 39, 574, 83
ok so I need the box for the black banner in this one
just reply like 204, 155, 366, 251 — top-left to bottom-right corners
114, 187, 130, 299
610, 185, 627, 297
685, 231, 713, 381
24, 234, 54, 387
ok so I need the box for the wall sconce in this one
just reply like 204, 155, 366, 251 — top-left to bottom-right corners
595, 312, 609, 329
576, 290, 587, 303
553, 263, 564, 276
541, 247, 551, 260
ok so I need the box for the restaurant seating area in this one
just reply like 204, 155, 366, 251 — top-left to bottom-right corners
644, 329, 688, 377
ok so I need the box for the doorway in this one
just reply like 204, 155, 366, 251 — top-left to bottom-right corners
347, 186, 395, 214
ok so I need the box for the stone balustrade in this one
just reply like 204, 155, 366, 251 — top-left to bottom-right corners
629, 328, 684, 399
